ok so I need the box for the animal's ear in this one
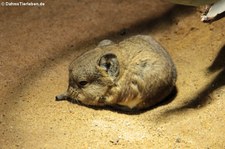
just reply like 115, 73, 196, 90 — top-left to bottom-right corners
98, 53, 119, 78
97, 40, 114, 47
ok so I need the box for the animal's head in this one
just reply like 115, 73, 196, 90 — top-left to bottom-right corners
56, 39, 120, 106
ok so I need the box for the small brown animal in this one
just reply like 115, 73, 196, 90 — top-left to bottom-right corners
56, 35, 177, 110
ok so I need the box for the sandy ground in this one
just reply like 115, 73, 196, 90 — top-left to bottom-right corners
1, 0, 225, 148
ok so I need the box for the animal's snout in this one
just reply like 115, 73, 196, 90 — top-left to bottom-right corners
55, 94, 68, 101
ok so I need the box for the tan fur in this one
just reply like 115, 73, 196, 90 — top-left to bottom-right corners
60, 35, 177, 110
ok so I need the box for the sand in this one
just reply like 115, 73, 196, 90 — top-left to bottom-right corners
0, 0, 225, 148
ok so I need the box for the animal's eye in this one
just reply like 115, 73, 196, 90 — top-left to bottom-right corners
78, 81, 88, 87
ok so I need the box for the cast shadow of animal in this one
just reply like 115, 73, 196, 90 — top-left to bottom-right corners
56, 87, 177, 115
164, 45, 225, 114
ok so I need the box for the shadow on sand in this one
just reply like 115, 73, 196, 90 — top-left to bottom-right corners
163, 45, 225, 115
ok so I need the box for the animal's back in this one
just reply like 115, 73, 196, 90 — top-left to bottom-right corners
99, 35, 177, 109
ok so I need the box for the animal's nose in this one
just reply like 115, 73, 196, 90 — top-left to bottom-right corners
55, 94, 67, 101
